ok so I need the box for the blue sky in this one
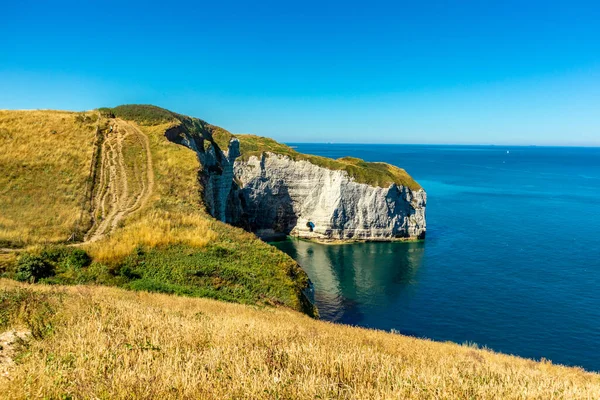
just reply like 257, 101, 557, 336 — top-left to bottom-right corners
1, 0, 599, 145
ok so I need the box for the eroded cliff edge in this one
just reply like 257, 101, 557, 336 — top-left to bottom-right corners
230, 152, 426, 241
168, 124, 426, 242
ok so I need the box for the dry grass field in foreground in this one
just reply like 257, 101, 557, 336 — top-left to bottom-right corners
1, 280, 598, 399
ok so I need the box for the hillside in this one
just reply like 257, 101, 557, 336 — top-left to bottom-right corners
1, 280, 599, 399
0, 107, 314, 315
0, 110, 99, 247
0, 104, 424, 306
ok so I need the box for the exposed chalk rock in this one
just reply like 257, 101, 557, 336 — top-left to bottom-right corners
228, 152, 426, 241
174, 131, 426, 242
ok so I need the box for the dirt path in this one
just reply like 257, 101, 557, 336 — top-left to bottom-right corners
84, 119, 154, 243
0, 119, 155, 253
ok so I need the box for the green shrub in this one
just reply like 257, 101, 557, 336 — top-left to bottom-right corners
12, 247, 91, 283
63, 248, 91, 269
97, 107, 115, 118
16, 254, 54, 283
128, 278, 179, 294
40, 246, 68, 263
40, 246, 91, 270
111, 105, 176, 125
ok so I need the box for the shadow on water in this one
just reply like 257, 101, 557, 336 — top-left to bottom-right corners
273, 239, 425, 326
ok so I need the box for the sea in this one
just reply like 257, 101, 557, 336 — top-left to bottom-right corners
272, 144, 600, 372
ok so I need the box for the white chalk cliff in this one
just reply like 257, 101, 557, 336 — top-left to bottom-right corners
173, 131, 426, 242
230, 152, 426, 241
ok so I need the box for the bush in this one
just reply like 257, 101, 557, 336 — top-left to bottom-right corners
128, 278, 178, 294
15, 254, 54, 283
63, 248, 91, 269
13, 247, 91, 284
98, 107, 115, 118
40, 246, 91, 269
111, 105, 176, 125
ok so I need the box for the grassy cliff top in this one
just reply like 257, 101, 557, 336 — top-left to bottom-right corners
1, 279, 599, 399
237, 134, 422, 190
100, 105, 421, 190
100, 104, 234, 150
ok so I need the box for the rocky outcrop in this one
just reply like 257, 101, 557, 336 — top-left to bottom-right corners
166, 125, 239, 222
173, 132, 426, 242
228, 152, 426, 241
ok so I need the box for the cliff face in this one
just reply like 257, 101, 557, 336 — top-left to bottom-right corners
173, 132, 426, 242
165, 125, 239, 222
228, 152, 426, 241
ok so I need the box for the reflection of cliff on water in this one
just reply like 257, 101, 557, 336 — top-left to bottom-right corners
273, 239, 425, 324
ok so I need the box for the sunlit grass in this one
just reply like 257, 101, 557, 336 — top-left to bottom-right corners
87, 210, 217, 263
1, 280, 598, 399
0, 110, 98, 247
85, 121, 218, 263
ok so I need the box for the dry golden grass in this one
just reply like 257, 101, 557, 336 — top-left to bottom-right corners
121, 129, 149, 206
0, 111, 212, 254
0, 110, 98, 246
139, 123, 205, 206
87, 209, 217, 263
1, 279, 598, 400
0, 252, 17, 274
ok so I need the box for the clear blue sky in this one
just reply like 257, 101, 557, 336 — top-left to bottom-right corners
2, 0, 599, 145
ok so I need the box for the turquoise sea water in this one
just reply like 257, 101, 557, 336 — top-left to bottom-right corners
273, 144, 600, 371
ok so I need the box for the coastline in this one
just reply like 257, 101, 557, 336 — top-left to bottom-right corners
270, 234, 425, 246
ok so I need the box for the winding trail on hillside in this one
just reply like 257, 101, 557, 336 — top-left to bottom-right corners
0, 119, 154, 254
84, 119, 154, 243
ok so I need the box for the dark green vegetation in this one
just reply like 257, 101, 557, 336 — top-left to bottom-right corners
13, 247, 90, 283
1, 235, 315, 317
237, 134, 421, 189
109, 104, 176, 125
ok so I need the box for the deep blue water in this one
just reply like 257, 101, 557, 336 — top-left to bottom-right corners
273, 144, 600, 371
